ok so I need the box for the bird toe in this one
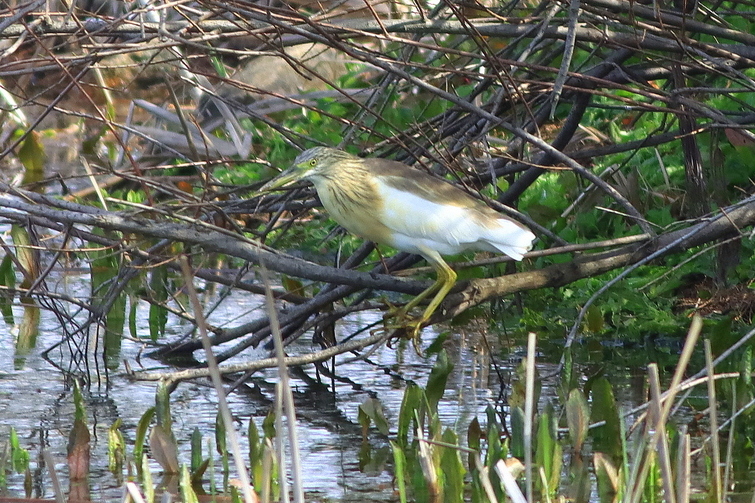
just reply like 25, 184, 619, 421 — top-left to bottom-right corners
381, 310, 426, 355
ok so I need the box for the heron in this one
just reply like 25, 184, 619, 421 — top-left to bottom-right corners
261, 147, 536, 345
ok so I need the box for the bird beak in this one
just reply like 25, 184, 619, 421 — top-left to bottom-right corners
260, 167, 303, 192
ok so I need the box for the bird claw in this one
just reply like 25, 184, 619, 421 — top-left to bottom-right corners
382, 306, 425, 356
382, 303, 410, 329
407, 321, 424, 356
382, 298, 409, 320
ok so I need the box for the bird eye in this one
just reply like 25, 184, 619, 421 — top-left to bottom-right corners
309, 159, 317, 167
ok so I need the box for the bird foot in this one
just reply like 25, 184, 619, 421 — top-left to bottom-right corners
382, 307, 425, 356
407, 321, 424, 356
382, 303, 412, 331
382, 298, 411, 321
382, 297, 427, 321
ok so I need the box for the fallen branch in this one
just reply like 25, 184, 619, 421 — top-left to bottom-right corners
129, 329, 390, 382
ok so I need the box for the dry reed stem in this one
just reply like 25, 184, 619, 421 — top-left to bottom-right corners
261, 263, 305, 503
178, 256, 257, 503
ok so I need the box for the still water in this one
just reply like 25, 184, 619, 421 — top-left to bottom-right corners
5, 268, 746, 501
0, 270, 560, 502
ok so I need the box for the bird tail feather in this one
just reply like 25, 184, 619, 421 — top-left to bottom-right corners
485, 220, 536, 261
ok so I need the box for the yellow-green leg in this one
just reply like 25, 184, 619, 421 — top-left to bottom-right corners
384, 249, 457, 352
407, 256, 456, 346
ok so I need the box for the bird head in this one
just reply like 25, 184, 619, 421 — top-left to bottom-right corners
260, 147, 356, 191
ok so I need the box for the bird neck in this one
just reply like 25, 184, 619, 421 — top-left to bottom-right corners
312, 162, 379, 220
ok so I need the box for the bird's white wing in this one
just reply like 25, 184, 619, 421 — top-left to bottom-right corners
376, 180, 535, 259
377, 183, 486, 252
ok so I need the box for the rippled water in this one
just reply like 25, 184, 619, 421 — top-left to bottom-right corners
0, 270, 546, 502
4, 269, 748, 501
